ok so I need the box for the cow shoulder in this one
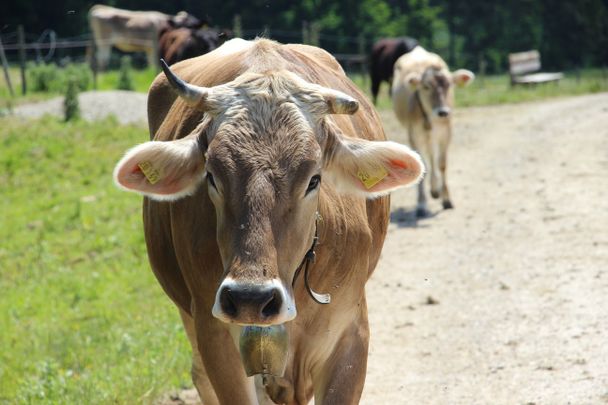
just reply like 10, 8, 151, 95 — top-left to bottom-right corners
282, 43, 345, 75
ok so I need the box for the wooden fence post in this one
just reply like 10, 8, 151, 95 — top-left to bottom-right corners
0, 36, 15, 97
17, 25, 27, 95
233, 15, 243, 38
302, 21, 309, 44
91, 38, 98, 90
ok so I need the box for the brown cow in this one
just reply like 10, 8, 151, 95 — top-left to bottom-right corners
113, 38, 423, 404
88, 4, 201, 69
392, 45, 474, 217
159, 27, 225, 66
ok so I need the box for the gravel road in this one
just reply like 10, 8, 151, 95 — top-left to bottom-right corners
12, 90, 148, 125
362, 92, 608, 404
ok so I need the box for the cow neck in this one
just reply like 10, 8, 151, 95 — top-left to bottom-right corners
415, 90, 432, 130
292, 211, 331, 304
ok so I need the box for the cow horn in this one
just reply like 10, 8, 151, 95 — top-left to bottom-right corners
160, 59, 208, 106
316, 88, 359, 115
325, 92, 359, 115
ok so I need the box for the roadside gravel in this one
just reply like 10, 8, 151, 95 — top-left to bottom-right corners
12, 90, 148, 126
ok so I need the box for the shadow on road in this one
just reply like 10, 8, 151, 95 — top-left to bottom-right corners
389, 206, 440, 228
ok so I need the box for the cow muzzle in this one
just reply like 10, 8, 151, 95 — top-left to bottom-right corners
212, 278, 296, 325
434, 106, 451, 117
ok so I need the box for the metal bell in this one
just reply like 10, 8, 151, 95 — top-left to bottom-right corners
239, 324, 289, 377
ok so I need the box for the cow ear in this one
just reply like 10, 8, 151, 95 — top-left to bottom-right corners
452, 69, 475, 87
324, 134, 424, 198
113, 135, 205, 201
406, 73, 421, 89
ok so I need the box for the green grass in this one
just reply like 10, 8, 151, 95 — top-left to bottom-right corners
350, 68, 608, 109
0, 117, 191, 404
95, 68, 158, 93
0, 67, 157, 108
2, 64, 608, 113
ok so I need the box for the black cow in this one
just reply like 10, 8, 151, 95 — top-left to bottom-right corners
369, 37, 418, 104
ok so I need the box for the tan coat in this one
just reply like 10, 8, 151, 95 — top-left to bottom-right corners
392, 46, 474, 216
114, 39, 423, 404
88, 4, 199, 69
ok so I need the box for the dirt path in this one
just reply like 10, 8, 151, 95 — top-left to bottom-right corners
12, 90, 147, 125
155, 93, 607, 405
362, 93, 608, 404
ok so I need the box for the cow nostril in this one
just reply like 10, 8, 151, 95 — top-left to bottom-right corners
261, 289, 283, 318
438, 109, 450, 117
219, 287, 238, 317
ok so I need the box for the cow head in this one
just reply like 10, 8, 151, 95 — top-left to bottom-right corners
406, 66, 474, 118
114, 61, 423, 326
170, 11, 203, 29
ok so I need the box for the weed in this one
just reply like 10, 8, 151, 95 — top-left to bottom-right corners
117, 56, 135, 91
63, 77, 80, 121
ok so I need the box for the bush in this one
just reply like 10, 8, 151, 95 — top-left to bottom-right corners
27, 62, 92, 93
117, 56, 134, 91
63, 77, 80, 121
63, 64, 92, 91
28, 62, 61, 92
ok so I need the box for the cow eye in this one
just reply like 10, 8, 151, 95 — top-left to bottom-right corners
306, 175, 321, 195
207, 172, 216, 189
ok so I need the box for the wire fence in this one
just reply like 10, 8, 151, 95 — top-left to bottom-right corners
0, 26, 371, 97
0, 28, 370, 65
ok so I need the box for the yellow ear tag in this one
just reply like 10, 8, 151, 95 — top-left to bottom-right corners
357, 164, 388, 189
138, 161, 161, 185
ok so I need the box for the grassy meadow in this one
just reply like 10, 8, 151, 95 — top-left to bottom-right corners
0, 117, 191, 404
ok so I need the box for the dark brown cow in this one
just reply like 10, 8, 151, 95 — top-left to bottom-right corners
114, 38, 423, 404
159, 27, 226, 66
369, 37, 418, 105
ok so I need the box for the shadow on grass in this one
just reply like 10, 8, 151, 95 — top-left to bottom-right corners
389, 206, 441, 228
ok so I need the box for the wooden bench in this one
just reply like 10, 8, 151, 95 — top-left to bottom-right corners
508, 50, 563, 85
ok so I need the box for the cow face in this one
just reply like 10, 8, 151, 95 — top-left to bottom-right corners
170, 11, 203, 29
407, 67, 475, 118
114, 65, 424, 326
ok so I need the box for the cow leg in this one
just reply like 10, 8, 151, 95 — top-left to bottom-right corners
314, 305, 369, 405
146, 48, 156, 70
178, 309, 220, 405
194, 310, 258, 405
435, 120, 453, 209
409, 123, 431, 217
96, 44, 111, 71
146, 39, 160, 70
370, 79, 380, 105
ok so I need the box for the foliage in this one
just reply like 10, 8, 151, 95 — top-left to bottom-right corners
27, 62, 92, 93
5, 1, 607, 73
0, 116, 191, 404
63, 76, 80, 121
27, 62, 62, 92
64, 63, 92, 91
116, 56, 135, 91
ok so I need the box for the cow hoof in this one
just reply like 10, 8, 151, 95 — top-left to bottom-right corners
416, 207, 429, 218
442, 200, 454, 210
430, 190, 440, 199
